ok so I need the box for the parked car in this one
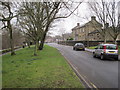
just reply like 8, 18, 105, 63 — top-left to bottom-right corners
93, 44, 118, 60
73, 43, 85, 51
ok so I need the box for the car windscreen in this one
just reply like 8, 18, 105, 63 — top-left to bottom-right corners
76, 43, 83, 45
106, 45, 117, 50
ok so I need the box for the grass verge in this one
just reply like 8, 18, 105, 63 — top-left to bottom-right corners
2, 45, 84, 88
87, 46, 97, 49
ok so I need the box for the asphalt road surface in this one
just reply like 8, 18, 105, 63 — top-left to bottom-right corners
48, 43, 119, 88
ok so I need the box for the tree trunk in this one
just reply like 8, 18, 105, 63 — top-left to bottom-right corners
34, 41, 38, 56
104, 38, 107, 44
115, 40, 117, 45
27, 41, 30, 48
114, 38, 117, 45
39, 32, 46, 50
8, 21, 16, 56
103, 33, 106, 44
28, 43, 30, 48
37, 40, 40, 50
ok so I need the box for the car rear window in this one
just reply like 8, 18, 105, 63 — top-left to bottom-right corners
106, 45, 117, 50
76, 43, 83, 45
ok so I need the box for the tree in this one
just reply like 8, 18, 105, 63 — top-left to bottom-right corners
18, 2, 45, 56
105, 0, 120, 44
88, 0, 120, 44
0, 2, 18, 55
88, 0, 109, 43
38, 1, 82, 50
18, 1, 82, 55
2, 27, 24, 49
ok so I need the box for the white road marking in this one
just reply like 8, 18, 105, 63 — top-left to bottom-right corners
61, 52, 92, 88
49, 43, 99, 89
65, 55, 99, 89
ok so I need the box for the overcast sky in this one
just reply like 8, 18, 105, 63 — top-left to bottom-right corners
1, 0, 120, 37
49, 2, 95, 36
49, 0, 120, 37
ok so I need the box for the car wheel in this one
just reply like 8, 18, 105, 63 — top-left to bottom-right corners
114, 57, 118, 60
100, 54, 105, 60
93, 52, 96, 58
83, 49, 85, 51
75, 48, 77, 51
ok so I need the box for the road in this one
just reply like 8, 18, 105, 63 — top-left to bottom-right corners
48, 43, 119, 88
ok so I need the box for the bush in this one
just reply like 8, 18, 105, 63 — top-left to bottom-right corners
67, 38, 73, 41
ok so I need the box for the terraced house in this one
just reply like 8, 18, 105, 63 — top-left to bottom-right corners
72, 16, 115, 41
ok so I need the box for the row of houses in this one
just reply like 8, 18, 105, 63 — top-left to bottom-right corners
72, 16, 114, 41
60, 16, 120, 42
45, 16, 120, 43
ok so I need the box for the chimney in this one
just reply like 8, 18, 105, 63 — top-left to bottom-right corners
77, 23, 80, 26
91, 16, 96, 21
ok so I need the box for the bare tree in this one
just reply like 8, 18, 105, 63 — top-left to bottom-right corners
0, 2, 19, 55
0, 1, 82, 56
105, 0, 120, 44
88, 0, 120, 44
18, 2, 45, 56
2, 27, 24, 49
18, 1, 82, 56
38, 1, 82, 50
88, 0, 109, 43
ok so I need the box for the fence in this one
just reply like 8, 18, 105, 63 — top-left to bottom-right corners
58, 40, 120, 47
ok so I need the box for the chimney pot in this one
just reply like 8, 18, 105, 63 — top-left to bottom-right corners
77, 23, 80, 26
91, 16, 96, 20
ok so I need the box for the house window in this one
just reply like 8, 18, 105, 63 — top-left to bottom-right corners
80, 29, 81, 32
80, 28, 82, 32
83, 28, 84, 32
89, 30, 91, 33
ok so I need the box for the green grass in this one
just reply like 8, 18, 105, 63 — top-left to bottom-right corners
2, 45, 84, 88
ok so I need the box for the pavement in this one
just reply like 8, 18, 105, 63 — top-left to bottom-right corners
48, 43, 119, 89
85, 48, 95, 52
0, 48, 22, 56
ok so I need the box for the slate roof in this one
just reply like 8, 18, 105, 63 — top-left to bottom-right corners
72, 18, 102, 31
72, 23, 86, 31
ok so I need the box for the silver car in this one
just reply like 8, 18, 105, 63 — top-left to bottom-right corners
93, 44, 118, 60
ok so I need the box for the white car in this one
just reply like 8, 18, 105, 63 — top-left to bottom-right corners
93, 44, 118, 60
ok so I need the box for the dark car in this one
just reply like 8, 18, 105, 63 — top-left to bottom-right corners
73, 43, 85, 51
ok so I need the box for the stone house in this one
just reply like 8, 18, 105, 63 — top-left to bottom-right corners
72, 16, 103, 41
72, 16, 120, 42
